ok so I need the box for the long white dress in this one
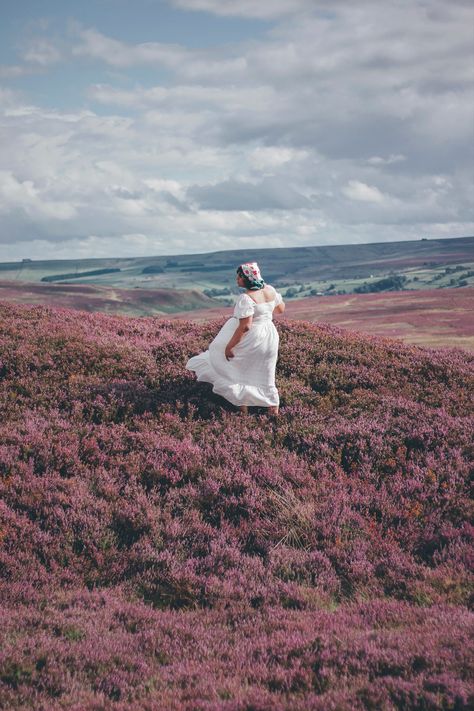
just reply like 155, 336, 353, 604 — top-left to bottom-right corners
185, 287, 284, 407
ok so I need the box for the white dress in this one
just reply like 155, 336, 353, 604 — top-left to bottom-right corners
186, 287, 284, 407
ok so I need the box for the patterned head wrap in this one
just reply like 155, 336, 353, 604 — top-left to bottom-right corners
237, 262, 265, 290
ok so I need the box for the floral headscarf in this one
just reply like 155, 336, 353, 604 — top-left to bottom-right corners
238, 262, 265, 290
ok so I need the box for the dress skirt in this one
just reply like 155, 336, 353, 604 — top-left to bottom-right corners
186, 314, 280, 407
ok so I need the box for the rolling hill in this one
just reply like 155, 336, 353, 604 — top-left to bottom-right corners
2, 236, 473, 298
0, 280, 219, 316
0, 300, 472, 710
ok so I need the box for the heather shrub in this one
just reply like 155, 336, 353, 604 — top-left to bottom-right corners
0, 301, 472, 710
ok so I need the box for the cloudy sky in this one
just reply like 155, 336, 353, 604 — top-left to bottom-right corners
1, 0, 473, 261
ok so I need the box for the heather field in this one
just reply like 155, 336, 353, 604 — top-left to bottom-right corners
1, 300, 473, 710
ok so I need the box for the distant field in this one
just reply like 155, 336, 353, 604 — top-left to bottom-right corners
170, 287, 474, 353
2, 236, 473, 298
0, 280, 219, 316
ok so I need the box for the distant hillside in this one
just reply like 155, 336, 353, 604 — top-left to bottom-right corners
41, 268, 121, 283
1, 236, 473, 298
0, 280, 220, 316
0, 301, 472, 710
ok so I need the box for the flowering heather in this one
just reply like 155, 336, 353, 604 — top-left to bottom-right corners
0, 300, 473, 710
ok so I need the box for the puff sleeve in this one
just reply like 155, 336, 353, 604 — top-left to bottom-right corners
273, 290, 284, 306
233, 294, 255, 319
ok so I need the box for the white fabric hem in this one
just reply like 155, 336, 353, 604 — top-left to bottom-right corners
186, 352, 279, 407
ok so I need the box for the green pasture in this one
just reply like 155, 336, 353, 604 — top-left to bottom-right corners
1, 237, 473, 300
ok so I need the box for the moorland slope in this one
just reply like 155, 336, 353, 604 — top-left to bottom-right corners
0, 280, 219, 316
0, 301, 472, 710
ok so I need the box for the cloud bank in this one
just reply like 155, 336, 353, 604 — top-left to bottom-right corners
0, 0, 473, 259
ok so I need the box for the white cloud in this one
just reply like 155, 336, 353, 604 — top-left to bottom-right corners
188, 177, 311, 211
342, 181, 386, 204
73, 25, 249, 83
145, 178, 187, 201
0, 171, 77, 220
72, 27, 188, 68
22, 39, 61, 66
367, 154, 406, 166
0, 0, 473, 259
248, 146, 308, 171
169, 0, 311, 19
87, 82, 274, 112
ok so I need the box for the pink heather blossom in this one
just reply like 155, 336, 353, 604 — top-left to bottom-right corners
0, 300, 472, 709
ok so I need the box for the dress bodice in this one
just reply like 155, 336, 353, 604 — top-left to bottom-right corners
233, 288, 283, 322
251, 301, 275, 322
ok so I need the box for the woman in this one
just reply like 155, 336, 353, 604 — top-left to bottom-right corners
186, 262, 285, 416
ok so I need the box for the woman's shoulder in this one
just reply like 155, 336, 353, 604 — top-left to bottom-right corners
263, 284, 279, 300
235, 286, 278, 306
236, 292, 254, 302
233, 292, 256, 318
266, 285, 284, 306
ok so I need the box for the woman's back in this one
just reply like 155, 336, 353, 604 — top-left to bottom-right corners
244, 284, 278, 305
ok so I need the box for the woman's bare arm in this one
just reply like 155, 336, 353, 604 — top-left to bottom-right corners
225, 316, 253, 360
